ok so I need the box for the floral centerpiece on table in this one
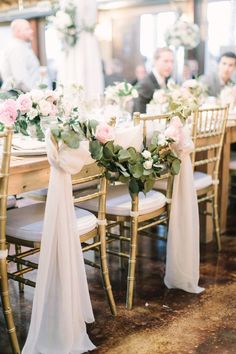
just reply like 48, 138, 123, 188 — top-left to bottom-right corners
219, 85, 236, 111
0, 89, 60, 140
165, 18, 200, 49
50, 1, 78, 50
105, 82, 138, 109
151, 79, 205, 121
51, 115, 181, 196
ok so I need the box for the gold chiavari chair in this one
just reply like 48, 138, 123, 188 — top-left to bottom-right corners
6, 163, 116, 315
0, 127, 20, 354
191, 106, 229, 251
152, 106, 229, 250
79, 114, 174, 309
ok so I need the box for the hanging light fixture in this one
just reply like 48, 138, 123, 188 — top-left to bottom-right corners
18, 0, 24, 11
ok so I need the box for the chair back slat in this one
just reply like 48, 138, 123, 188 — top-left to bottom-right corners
191, 106, 228, 181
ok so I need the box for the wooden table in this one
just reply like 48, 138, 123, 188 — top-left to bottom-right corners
220, 118, 236, 233
9, 155, 50, 195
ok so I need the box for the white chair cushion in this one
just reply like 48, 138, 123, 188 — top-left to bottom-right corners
80, 184, 166, 216
193, 171, 213, 190
6, 203, 97, 242
154, 172, 213, 191
7, 196, 17, 209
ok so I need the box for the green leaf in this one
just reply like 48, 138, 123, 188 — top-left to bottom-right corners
103, 144, 114, 160
115, 162, 127, 172
127, 147, 138, 162
119, 175, 129, 183
61, 129, 81, 149
51, 127, 61, 138
118, 149, 131, 162
89, 140, 103, 160
35, 125, 45, 141
144, 178, 155, 193
129, 178, 140, 195
171, 159, 181, 175
129, 163, 143, 179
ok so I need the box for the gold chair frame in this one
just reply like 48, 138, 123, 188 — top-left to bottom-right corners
191, 106, 229, 251
102, 112, 173, 309
0, 127, 20, 354
7, 163, 116, 316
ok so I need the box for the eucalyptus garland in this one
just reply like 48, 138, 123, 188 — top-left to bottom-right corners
51, 118, 181, 196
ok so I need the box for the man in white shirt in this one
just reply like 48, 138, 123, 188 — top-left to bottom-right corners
1, 19, 40, 92
134, 47, 174, 113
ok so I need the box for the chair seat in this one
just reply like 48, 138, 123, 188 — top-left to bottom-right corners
7, 196, 17, 209
154, 172, 212, 191
80, 184, 166, 216
6, 203, 97, 242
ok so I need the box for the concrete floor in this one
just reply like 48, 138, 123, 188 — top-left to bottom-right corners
1, 203, 236, 354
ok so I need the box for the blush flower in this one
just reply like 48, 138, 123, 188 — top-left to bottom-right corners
17, 94, 32, 113
95, 122, 115, 144
0, 99, 18, 125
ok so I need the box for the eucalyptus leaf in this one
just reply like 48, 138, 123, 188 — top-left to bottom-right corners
129, 178, 140, 195
89, 140, 103, 160
61, 130, 81, 149
144, 178, 155, 193
129, 163, 143, 179
171, 159, 181, 175
118, 149, 131, 162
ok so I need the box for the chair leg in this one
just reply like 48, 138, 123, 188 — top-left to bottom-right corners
126, 195, 139, 310
0, 258, 21, 354
119, 221, 125, 270
99, 224, 117, 316
126, 215, 138, 310
213, 189, 221, 252
15, 245, 24, 293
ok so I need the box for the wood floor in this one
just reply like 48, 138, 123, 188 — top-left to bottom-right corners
1, 200, 236, 354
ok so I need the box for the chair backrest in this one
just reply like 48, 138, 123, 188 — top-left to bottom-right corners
0, 127, 13, 254
133, 112, 169, 140
191, 106, 229, 182
72, 163, 107, 224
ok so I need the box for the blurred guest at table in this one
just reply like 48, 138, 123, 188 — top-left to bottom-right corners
1, 19, 40, 92
133, 47, 174, 113
131, 64, 147, 86
201, 52, 236, 97
104, 58, 124, 87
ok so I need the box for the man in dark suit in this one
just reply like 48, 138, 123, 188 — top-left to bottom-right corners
134, 47, 174, 113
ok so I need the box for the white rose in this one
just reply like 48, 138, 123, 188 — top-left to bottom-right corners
143, 159, 153, 170
142, 150, 151, 159
30, 90, 45, 103
38, 100, 52, 116
158, 133, 167, 146
27, 108, 38, 120
54, 11, 72, 29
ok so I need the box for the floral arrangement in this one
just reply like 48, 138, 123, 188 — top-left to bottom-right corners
165, 18, 200, 49
50, 1, 78, 49
51, 117, 181, 196
105, 82, 138, 108
151, 79, 205, 121
0, 89, 60, 140
219, 85, 236, 111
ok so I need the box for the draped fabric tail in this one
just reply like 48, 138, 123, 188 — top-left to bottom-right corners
164, 154, 204, 294
22, 162, 95, 353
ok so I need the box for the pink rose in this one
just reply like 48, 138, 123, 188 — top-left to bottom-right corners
0, 99, 18, 125
17, 94, 32, 113
164, 116, 183, 144
95, 122, 115, 144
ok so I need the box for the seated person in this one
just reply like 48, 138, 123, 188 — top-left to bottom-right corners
201, 52, 236, 97
133, 47, 174, 113
131, 64, 147, 86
